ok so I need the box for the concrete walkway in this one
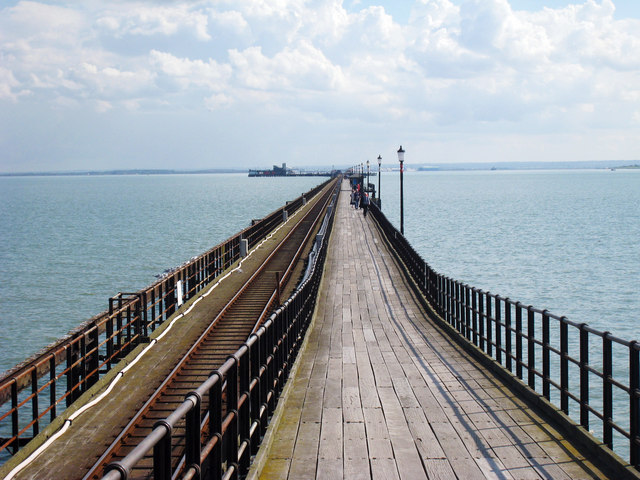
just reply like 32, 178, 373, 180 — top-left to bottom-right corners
249, 180, 610, 480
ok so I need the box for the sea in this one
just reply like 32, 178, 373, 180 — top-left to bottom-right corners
0, 174, 325, 373
378, 168, 640, 342
1, 169, 639, 452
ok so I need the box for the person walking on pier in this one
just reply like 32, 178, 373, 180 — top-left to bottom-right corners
362, 192, 370, 217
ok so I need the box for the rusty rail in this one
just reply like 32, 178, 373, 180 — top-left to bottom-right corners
99, 180, 340, 479
0, 179, 331, 462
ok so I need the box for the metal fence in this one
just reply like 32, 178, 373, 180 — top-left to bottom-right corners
0, 179, 331, 463
369, 201, 640, 472
101, 181, 340, 480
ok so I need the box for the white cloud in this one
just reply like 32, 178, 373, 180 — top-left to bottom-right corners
229, 41, 344, 92
96, 4, 211, 41
1, 0, 640, 171
0, 67, 21, 101
150, 50, 232, 90
71, 63, 156, 98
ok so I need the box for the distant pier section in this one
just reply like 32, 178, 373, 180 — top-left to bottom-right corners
249, 163, 339, 177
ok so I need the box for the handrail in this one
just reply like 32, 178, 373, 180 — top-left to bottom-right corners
0, 178, 332, 462
369, 200, 640, 473
100, 178, 340, 479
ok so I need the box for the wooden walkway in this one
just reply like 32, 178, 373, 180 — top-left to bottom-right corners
249, 180, 612, 480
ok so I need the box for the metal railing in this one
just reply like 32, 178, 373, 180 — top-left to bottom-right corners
0, 179, 331, 463
101, 179, 340, 480
369, 201, 640, 472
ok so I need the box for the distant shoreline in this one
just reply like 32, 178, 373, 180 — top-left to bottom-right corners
1, 161, 638, 177
0, 168, 245, 177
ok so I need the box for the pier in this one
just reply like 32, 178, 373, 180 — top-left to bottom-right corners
1, 177, 639, 479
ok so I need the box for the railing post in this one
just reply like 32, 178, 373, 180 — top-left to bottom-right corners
603, 332, 613, 449
486, 293, 493, 357
149, 287, 156, 332
249, 335, 262, 455
49, 356, 57, 422
579, 323, 590, 429
166, 276, 176, 318
86, 326, 100, 389
209, 371, 223, 480
495, 296, 502, 365
505, 299, 512, 372
153, 420, 173, 480
125, 304, 132, 354
437, 275, 443, 317
542, 310, 550, 400
141, 292, 148, 339
227, 356, 239, 479
560, 317, 569, 414
259, 327, 270, 434
11, 381, 18, 455
465, 285, 472, 341
31, 369, 39, 437
116, 296, 124, 357
445, 278, 451, 325
630, 340, 640, 468
106, 303, 114, 369
528, 306, 535, 390
67, 338, 81, 406
133, 298, 142, 347
454, 281, 461, 332
515, 303, 523, 380
239, 348, 251, 476
478, 291, 485, 352
472, 288, 478, 346
185, 392, 202, 475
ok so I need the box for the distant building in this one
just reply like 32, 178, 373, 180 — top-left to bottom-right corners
248, 163, 292, 177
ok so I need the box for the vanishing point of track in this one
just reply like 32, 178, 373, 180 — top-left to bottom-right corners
84, 180, 337, 480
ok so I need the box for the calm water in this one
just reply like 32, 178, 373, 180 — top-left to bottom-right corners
377, 168, 640, 452
0, 174, 324, 373
378, 169, 640, 340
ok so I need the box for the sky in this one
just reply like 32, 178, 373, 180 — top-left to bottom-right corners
1, 0, 640, 172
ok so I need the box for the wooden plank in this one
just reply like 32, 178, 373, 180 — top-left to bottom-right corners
371, 458, 400, 480
344, 457, 372, 480
291, 421, 321, 460
423, 458, 456, 480
319, 407, 342, 459
429, 420, 487, 479
404, 407, 446, 459
300, 386, 324, 423
317, 458, 343, 479
258, 458, 290, 480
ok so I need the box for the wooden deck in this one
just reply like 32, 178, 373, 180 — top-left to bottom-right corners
249, 180, 612, 480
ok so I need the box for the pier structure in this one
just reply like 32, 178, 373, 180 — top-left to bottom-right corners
250, 179, 632, 479
248, 163, 339, 177
1, 178, 639, 479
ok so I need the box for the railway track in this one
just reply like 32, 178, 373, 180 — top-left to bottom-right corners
83, 180, 337, 479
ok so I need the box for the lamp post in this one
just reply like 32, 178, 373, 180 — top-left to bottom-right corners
397, 145, 405, 235
377, 154, 382, 207
366, 159, 370, 195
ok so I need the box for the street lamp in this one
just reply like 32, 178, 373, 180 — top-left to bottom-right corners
397, 145, 405, 235
377, 154, 382, 208
366, 159, 370, 195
